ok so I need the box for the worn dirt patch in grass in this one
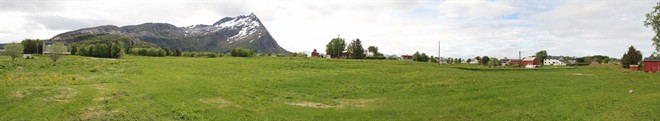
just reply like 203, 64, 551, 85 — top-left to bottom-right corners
199, 97, 231, 108
80, 106, 123, 120
44, 87, 77, 102
286, 98, 379, 109
572, 73, 594, 76
286, 102, 337, 108
9, 90, 29, 99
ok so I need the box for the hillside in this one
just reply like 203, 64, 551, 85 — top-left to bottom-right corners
1, 55, 659, 120
50, 13, 288, 53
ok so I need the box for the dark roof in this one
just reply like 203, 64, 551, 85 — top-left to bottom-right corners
644, 57, 660, 62
545, 56, 562, 60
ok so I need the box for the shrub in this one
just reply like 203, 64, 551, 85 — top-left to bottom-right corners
230, 48, 254, 57
128, 47, 167, 57
366, 56, 387, 60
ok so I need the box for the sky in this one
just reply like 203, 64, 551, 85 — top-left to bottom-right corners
0, 0, 657, 59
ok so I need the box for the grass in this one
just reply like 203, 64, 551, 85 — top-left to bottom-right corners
1, 55, 659, 120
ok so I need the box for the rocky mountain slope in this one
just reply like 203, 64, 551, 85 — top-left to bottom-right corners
51, 13, 288, 53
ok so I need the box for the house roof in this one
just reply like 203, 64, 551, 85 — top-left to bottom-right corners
546, 56, 562, 60
523, 57, 537, 61
644, 57, 660, 62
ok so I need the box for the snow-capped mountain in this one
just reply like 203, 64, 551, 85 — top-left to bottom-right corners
51, 13, 288, 53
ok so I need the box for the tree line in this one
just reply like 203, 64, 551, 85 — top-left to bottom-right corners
325, 37, 386, 59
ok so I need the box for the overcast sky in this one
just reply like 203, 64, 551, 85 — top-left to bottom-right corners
0, 0, 657, 59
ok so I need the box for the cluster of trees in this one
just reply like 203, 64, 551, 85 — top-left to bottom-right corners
21, 39, 43, 54
347, 39, 365, 59
325, 37, 384, 59
182, 52, 223, 58
74, 42, 125, 58
474, 56, 502, 67
621, 46, 643, 68
128, 48, 164, 57
230, 48, 254, 57
412, 51, 429, 62
325, 38, 346, 58
445, 58, 464, 64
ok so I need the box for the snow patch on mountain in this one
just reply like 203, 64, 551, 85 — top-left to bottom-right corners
215, 16, 261, 42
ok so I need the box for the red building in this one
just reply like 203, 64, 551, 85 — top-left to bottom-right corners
522, 57, 539, 68
643, 58, 660, 73
311, 49, 320, 57
630, 65, 639, 71
510, 59, 522, 65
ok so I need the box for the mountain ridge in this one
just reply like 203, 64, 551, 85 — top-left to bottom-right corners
51, 13, 288, 53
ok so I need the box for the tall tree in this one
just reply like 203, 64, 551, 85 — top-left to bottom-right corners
48, 42, 66, 63
645, 1, 660, 53
467, 58, 473, 64
325, 38, 346, 58
535, 50, 548, 66
421, 53, 428, 62
413, 51, 421, 61
481, 56, 490, 65
347, 39, 365, 59
367, 46, 378, 55
4, 43, 24, 64
622, 46, 643, 68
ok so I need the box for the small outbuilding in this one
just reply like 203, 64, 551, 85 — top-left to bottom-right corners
311, 49, 320, 57
630, 65, 639, 71
522, 57, 540, 68
400, 55, 413, 61
643, 58, 660, 73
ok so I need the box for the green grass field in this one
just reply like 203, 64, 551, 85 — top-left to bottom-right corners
1, 55, 659, 120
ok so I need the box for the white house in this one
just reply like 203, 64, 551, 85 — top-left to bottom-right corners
544, 56, 566, 66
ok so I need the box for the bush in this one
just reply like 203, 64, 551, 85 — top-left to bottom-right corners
128, 47, 167, 57
72, 42, 123, 58
182, 52, 222, 58
366, 56, 387, 60
230, 48, 254, 57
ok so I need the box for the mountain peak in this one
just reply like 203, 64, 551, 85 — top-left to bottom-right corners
213, 13, 260, 26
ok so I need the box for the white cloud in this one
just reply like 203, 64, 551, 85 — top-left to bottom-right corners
437, 0, 516, 18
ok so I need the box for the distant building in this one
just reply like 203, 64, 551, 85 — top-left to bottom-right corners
510, 59, 522, 66
311, 49, 320, 57
630, 65, 640, 71
643, 58, 660, 73
500, 57, 511, 66
567, 60, 577, 65
365, 50, 375, 57
522, 57, 539, 68
43, 40, 71, 55
544, 56, 566, 66
400, 55, 413, 61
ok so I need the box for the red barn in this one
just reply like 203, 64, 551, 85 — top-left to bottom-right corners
643, 58, 660, 73
522, 57, 539, 68
311, 49, 320, 57
630, 65, 639, 71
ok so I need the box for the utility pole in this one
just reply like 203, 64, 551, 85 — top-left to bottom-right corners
519, 51, 522, 68
337, 35, 341, 59
438, 41, 441, 64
